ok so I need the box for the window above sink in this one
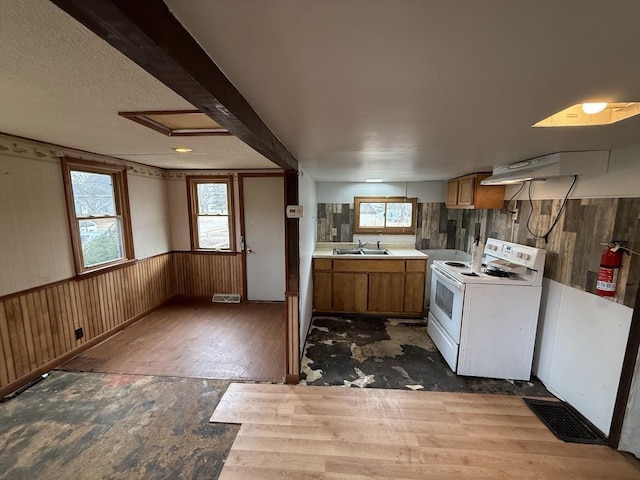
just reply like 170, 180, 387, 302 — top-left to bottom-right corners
354, 196, 417, 235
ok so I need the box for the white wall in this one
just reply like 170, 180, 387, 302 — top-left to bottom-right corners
128, 175, 171, 259
316, 181, 446, 203
0, 153, 75, 295
167, 178, 191, 251
298, 167, 317, 353
533, 278, 633, 435
505, 145, 640, 200
0, 138, 173, 297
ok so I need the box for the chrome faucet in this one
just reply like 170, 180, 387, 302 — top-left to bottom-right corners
357, 239, 370, 249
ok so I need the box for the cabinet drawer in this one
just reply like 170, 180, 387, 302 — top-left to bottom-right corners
406, 259, 427, 272
333, 259, 405, 273
313, 258, 332, 270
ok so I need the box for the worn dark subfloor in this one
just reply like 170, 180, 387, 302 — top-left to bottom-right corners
301, 316, 553, 396
0, 371, 238, 480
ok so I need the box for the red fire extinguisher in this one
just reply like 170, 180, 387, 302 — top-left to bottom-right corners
596, 243, 623, 297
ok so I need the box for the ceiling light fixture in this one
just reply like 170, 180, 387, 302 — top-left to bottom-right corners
365, 179, 384, 183
173, 147, 192, 153
533, 102, 640, 127
582, 102, 608, 115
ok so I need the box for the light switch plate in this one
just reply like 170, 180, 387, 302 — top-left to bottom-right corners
331, 227, 337, 237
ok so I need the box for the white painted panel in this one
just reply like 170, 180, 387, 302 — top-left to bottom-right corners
0, 154, 74, 296
128, 175, 171, 259
166, 178, 191, 251
541, 280, 632, 435
458, 284, 542, 381
532, 278, 563, 385
243, 176, 285, 301
298, 167, 317, 352
505, 144, 640, 200
317, 181, 447, 203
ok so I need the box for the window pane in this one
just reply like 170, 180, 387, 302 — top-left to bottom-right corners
198, 216, 230, 249
358, 202, 385, 227
386, 202, 413, 227
197, 183, 228, 215
80, 218, 123, 267
71, 171, 116, 217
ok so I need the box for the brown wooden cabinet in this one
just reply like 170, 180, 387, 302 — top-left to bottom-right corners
312, 258, 426, 316
445, 173, 504, 209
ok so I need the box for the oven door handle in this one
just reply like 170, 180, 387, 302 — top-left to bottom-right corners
432, 266, 465, 290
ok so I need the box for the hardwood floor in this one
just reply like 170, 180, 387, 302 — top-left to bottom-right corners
211, 383, 639, 479
61, 300, 286, 383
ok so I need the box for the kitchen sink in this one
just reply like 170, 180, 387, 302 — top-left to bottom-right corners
333, 248, 391, 255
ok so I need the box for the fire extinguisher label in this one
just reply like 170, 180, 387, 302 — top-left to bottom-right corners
597, 267, 618, 292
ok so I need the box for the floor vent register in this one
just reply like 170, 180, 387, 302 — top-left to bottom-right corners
212, 293, 241, 304
523, 398, 606, 445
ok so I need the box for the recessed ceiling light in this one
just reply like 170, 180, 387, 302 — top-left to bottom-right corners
365, 179, 384, 183
173, 147, 192, 153
534, 102, 640, 127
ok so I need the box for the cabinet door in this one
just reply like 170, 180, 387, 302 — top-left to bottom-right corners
457, 176, 476, 206
313, 271, 332, 311
333, 273, 368, 312
368, 273, 405, 312
404, 273, 425, 313
446, 180, 459, 207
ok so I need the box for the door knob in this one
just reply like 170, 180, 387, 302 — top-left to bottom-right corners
246, 248, 253, 253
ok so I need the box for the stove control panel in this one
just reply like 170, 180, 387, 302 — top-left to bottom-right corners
484, 238, 545, 272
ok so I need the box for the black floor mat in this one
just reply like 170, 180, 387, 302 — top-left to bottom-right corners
524, 398, 606, 444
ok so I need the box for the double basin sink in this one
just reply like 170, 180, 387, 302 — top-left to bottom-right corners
333, 248, 391, 255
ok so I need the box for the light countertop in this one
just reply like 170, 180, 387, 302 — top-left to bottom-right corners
313, 242, 428, 259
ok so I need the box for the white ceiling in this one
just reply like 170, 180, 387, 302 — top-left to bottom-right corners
2, 1, 640, 181
0, 0, 277, 170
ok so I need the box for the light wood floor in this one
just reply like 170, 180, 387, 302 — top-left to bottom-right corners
211, 383, 640, 480
61, 300, 286, 383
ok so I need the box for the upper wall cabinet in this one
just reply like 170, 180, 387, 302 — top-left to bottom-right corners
446, 173, 505, 209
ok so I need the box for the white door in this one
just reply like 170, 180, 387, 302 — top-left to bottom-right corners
242, 176, 286, 301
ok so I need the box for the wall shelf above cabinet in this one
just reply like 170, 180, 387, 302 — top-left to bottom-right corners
446, 173, 505, 209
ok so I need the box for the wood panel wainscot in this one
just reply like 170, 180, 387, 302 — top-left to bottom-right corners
0, 254, 174, 395
172, 251, 244, 298
313, 258, 427, 316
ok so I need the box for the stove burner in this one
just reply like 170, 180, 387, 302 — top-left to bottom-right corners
445, 262, 467, 268
461, 272, 480, 277
484, 268, 512, 278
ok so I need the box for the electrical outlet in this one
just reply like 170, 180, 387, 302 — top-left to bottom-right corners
331, 227, 337, 237
512, 209, 519, 222
74, 327, 84, 340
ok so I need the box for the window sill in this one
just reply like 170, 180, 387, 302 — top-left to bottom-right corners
75, 258, 137, 279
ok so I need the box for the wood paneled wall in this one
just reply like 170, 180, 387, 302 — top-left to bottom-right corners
172, 252, 244, 297
415, 198, 640, 308
0, 251, 249, 393
0, 254, 173, 392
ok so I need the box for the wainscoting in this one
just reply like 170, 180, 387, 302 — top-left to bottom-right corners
172, 252, 244, 298
0, 251, 247, 394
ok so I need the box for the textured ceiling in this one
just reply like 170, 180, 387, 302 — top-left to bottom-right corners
166, 0, 640, 181
3, 0, 640, 181
0, 0, 277, 171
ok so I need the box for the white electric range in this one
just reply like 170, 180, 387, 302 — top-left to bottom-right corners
428, 238, 546, 381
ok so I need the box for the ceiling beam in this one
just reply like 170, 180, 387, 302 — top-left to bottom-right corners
50, 0, 297, 171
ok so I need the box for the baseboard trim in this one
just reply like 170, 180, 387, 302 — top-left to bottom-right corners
0, 298, 171, 399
